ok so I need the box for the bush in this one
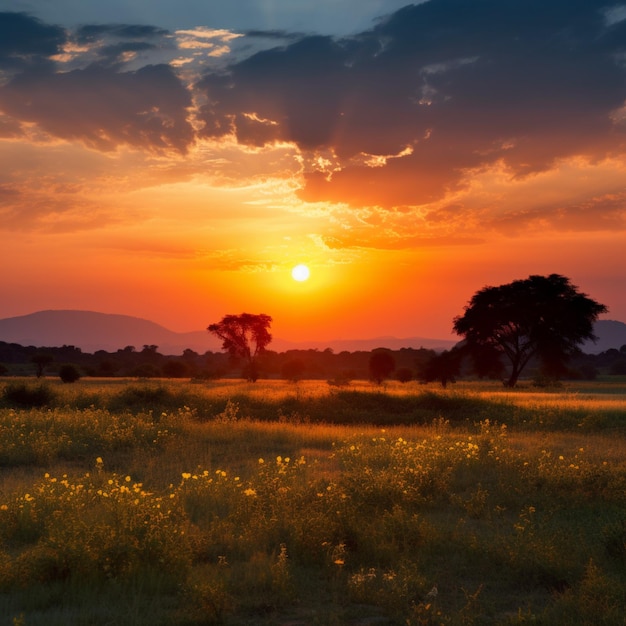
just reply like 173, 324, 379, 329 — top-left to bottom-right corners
2, 382, 56, 407
109, 383, 177, 413
59, 364, 81, 383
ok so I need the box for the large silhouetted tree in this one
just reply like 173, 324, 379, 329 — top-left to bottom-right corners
453, 274, 607, 387
208, 313, 272, 382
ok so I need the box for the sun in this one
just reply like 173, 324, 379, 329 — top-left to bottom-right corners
291, 264, 310, 282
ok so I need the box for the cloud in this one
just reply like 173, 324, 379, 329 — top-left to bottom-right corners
1, 3, 625, 246
0, 12, 66, 72
74, 24, 170, 43
0, 13, 193, 153
174, 27, 243, 57
0, 185, 115, 233
196, 0, 626, 208
0, 62, 194, 152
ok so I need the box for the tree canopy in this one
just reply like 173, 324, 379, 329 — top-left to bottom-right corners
369, 350, 395, 384
207, 313, 272, 381
453, 274, 607, 387
418, 348, 462, 388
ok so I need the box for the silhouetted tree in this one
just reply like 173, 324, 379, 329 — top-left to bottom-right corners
162, 360, 189, 378
609, 360, 626, 375
395, 367, 414, 383
31, 353, 53, 378
418, 349, 462, 388
281, 358, 306, 382
141, 345, 160, 357
460, 342, 506, 380
59, 364, 81, 383
453, 274, 607, 387
97, 360, 118, 376
208, 313, 272, 382
369, 350, 395, 384
129, 363, 161, 378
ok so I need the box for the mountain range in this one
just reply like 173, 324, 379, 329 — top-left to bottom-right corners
0, 310, 461, 355
0, 310, 623, 355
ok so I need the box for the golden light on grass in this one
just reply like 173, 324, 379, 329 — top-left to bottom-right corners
291, 264, 310, 282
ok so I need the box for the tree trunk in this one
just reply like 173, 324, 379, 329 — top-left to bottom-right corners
504, 361, 523, 387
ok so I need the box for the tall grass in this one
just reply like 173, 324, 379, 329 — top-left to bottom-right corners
0, 378, 624, 624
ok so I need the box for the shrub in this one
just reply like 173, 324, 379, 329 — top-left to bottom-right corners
2, 382, 55, 408
59, 364, 81, 383
108, 383, 179, 413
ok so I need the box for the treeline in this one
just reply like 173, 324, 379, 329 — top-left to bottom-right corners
0, 340, 625, 382
0, 341, 434, 381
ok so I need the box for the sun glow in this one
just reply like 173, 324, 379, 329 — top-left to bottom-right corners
291, 264, 310, 282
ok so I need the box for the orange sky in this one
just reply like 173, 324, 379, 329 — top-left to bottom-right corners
1, 3, 625, 344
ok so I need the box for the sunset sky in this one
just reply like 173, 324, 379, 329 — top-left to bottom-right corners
1, 0, 625, 344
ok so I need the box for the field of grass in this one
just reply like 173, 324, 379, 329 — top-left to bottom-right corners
0, 378, 625, 625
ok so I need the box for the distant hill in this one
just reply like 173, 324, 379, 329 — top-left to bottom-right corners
0, 310, 457, 354
582, 319, 626, 354
0, 310, 221, 355
0, 310, 621, 355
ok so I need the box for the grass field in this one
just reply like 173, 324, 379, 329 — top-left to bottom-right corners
0, 378, 625, 625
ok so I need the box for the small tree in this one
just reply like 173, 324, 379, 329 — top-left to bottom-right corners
369, 350, 395, 384
31, 353, 53, 378
208, 313, 272, 382
453, 274, 607, 387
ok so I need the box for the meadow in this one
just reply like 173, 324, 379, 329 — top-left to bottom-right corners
0, 378, 625, 625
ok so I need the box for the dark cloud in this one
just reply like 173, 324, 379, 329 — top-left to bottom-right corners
243, 29, 307, 41
73, 24, 171, 69
487, 193, 626, 234
99, 41, 159, 67
0, 13, 192, 153
2, 2, 625, 200
196, 0, 626, 207
0, 13, 193, 152
197, 35, 351, 148
0, 63, 193, 152
75, 23, 170, 43
0, 12, 66, 71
